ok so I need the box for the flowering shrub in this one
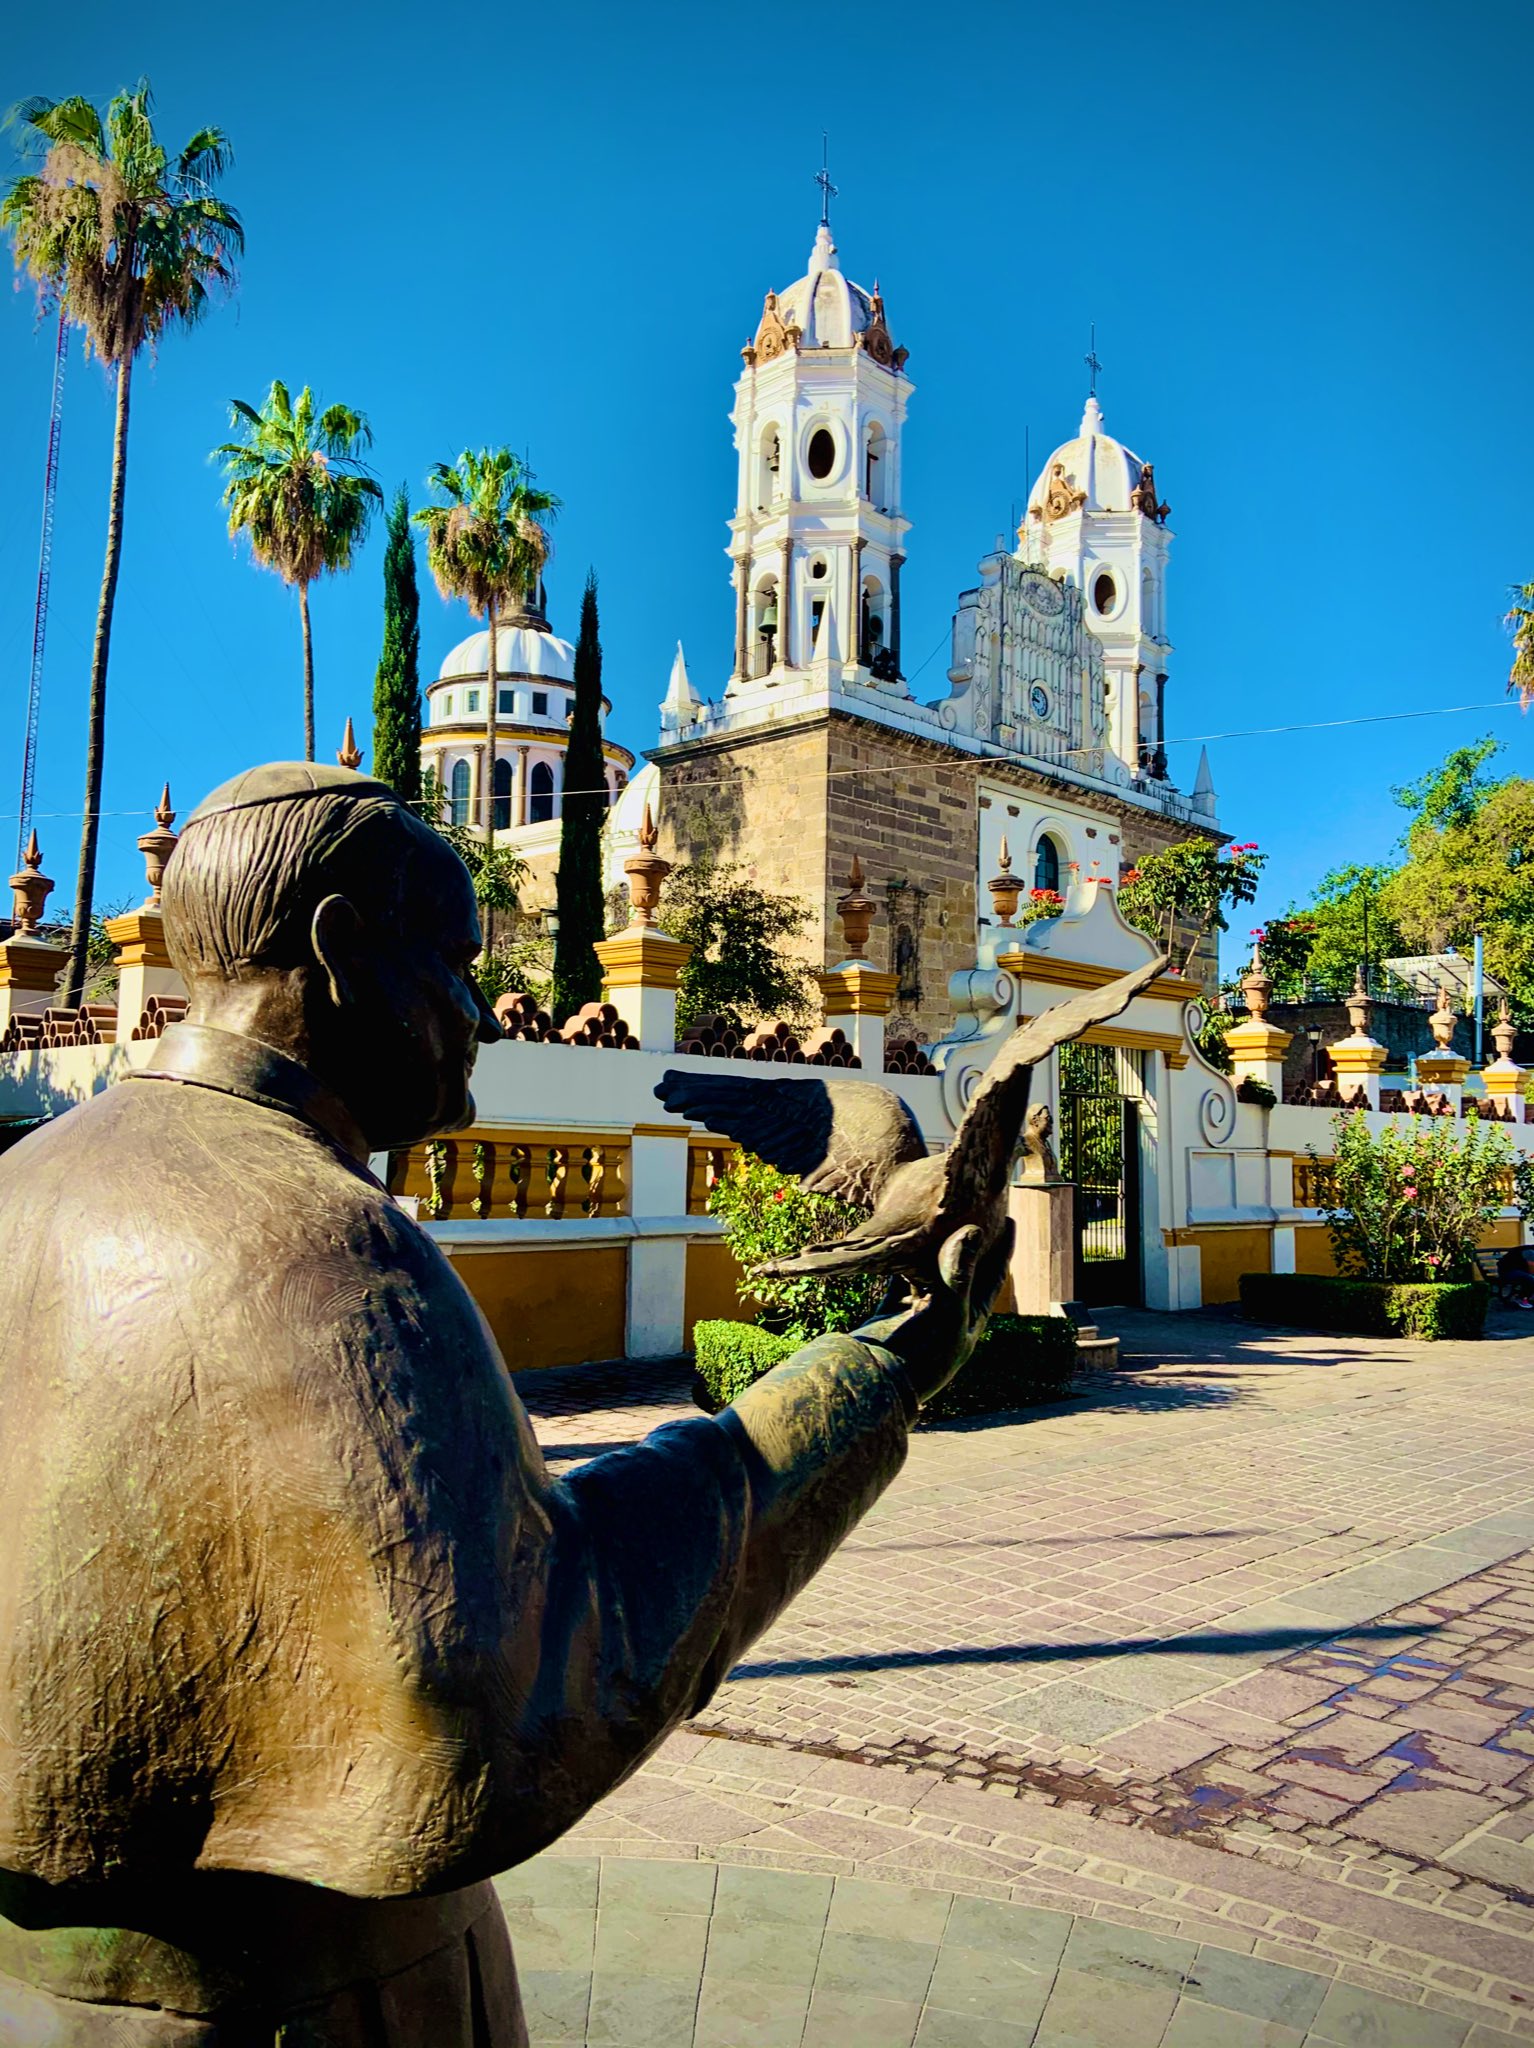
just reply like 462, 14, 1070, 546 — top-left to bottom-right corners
707, 1151, 884, 1341
1315, 1111, 1514, 1282
1013, 888, 1065, 928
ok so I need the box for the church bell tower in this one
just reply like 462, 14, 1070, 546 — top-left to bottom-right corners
725, 200, 913, 700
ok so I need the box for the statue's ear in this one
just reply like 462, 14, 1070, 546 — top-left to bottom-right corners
311, 894, 363, 1011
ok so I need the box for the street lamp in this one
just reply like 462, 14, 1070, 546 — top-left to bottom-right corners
1306, 1025, 1323, 1091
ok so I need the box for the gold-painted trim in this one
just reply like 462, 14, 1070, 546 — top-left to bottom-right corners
631, 1122, 691, 1139
595, 927, 692, 992
1021, 1016, 1190, 1065
997, 949, 1200, 1004
816, 965, 899, 1017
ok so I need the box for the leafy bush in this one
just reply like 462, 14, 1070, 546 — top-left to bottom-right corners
1239, 1272, 1489, 1341
691, 1313, 1080, 1418
1316, 1110, 1513, 1282
693, 1320, 795, 1410
1117, 840, 1265, 972
1236, 1074, 1276, 1108
707, 1151, 884, 1342
919, 1314, 1079, 1423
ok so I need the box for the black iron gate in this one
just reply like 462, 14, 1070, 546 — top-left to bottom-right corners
1057, 1042, 1142, 1307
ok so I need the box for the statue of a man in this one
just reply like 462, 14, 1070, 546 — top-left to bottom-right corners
0, 764, 1000, 2044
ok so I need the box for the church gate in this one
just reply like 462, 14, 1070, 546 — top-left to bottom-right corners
1057, 1041, 1144, 1307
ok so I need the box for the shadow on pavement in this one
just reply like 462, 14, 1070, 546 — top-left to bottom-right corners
728, 1618, 1441, 1682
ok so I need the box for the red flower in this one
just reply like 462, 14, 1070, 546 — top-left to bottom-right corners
773, 1189, 786, 1202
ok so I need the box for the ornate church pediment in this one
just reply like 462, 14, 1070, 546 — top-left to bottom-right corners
754, 290, 794, 363
1034, 462, 1087, 524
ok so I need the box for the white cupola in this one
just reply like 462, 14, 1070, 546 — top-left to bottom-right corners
724, 216, 913, 702
1022, 394, 1174, 780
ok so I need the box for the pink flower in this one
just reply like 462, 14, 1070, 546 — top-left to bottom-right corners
1402, 1187, 1418, 1202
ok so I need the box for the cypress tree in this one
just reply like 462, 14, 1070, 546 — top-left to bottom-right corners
372, 485, 422, 805
552, 570, 608, 1023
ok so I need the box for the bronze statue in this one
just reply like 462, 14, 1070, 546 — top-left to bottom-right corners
657, 952, 1166, 1283
0, 763, 1005, 2045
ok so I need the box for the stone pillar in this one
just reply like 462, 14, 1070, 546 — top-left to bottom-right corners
816, 965, 898, 1071
733, 556, 750, 683
1224, 944, 1292, 1098
1416, 982, 1471, 1109
625, 1125, 690, 1359
779, 536, 794, 668
850, 537, 865, 665
472, 743, 485, 831
1482, 1002, 1528, 1122
0, 833, 67, 1035
515, 744, 529, 828
1328, 967, 1388, 1108
593, 800, 693, 1052
106, 785, 184, 1037
890, 553, 904, 675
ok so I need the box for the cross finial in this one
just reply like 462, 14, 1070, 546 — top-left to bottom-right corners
814, 133, 838, 228
1084, 322, 1102, 399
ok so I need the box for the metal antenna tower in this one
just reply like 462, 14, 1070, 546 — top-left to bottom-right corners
17, 308, 68, 867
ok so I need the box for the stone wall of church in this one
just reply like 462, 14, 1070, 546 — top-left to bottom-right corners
653, 713, 1221, 1048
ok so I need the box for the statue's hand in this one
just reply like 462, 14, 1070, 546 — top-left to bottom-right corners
856, 1217, 1014, 1408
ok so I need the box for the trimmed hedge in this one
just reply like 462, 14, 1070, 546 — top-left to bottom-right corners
691, 1313, 1079, 1420
1239, 1271, 1489, 1341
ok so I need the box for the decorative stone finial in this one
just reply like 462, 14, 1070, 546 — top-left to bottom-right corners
9, 830, 53, 934
337, 718, 363, 770
987, 837, 1022, 928
1240, 942, 1272, 1024
1345, 964, 1372, 1039
836, 854, 879, 957
623, 802, 671, 926
136, 784, 179, 911
1429, 982, 1458, 1051
1493, 999, 1518, 1062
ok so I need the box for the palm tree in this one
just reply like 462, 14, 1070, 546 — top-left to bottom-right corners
414, 449, 558, 836
1508, 583, 1534, 707
215, 381, 382, 759
2, 81, 241, 1006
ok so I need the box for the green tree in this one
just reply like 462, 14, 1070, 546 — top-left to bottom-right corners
1507, 582, 1534, 707
552, 571, 608, 1024
414, 448, 558, 837
1116, 839, 1265, 973
1381, 740, 1534, 1015
1280, 863, 1404, 995
214, 380, 382, 762
371, 486, 421, 804
3, 81, 241, 1005
663, 861, 817, 1032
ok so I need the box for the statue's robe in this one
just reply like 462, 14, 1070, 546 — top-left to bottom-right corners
0, 1024, 912, 2043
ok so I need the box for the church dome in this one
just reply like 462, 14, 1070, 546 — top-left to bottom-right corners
1027, 397, 1151, 519
751, 223, 904, 366
435, 621, 574, 685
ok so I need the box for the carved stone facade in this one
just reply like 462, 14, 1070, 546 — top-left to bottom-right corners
944, 557, 1110, 776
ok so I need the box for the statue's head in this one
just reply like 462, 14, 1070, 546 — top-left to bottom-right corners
162, 764, 501, 1151
1026, 1102, 1053, 1141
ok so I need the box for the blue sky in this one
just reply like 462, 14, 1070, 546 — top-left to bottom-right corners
2, 0, 1530, 968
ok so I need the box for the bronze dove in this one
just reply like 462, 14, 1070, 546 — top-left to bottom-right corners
655, 952, 1170, 1287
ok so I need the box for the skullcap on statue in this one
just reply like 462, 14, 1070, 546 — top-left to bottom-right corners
183, 760, 396, 823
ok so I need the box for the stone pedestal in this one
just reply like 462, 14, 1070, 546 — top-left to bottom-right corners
1225, 1017, 1292, 1099
1329, 1038, 1387, 1108
103, 908, 183, 1039
1003, 1178, 1120, 1370
1482, 1059, 1528, 1122
1415, 1050, 1471, 1112
815, 962, 899, 1071
626, 1125, 691, 1358
0, 935, 67, 1035
594, 925, 693, 1052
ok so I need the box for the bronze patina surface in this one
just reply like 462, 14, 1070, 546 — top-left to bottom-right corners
0, 765, 999, 2045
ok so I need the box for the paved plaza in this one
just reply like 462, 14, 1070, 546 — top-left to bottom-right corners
508, 1309, 1534, 2046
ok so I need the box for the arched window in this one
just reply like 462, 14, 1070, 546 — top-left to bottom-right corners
492, 756, 513, 833
529, 760, 555, 824
756, 428, 781, 511
449, 758, 471, 827
864, 421, 887, 505
1034, 834, 1062, 894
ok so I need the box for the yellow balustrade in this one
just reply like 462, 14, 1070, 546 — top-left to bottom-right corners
388, 1129, 629, 1221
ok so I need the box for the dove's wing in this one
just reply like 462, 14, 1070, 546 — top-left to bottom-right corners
942, 952, 1172, 1213
653, 1070, 927, 1207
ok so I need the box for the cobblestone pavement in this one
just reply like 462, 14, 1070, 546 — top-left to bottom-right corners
513, 1307, 1534, 2041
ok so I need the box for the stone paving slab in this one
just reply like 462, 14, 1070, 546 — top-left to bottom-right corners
512, 1307, 1534, 2038
497, 1855, 1525, 2047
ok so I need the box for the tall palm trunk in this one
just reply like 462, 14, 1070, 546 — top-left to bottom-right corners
483, 603, 499, 952
64, 353, 133, 1009
299, 581, 316, 762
